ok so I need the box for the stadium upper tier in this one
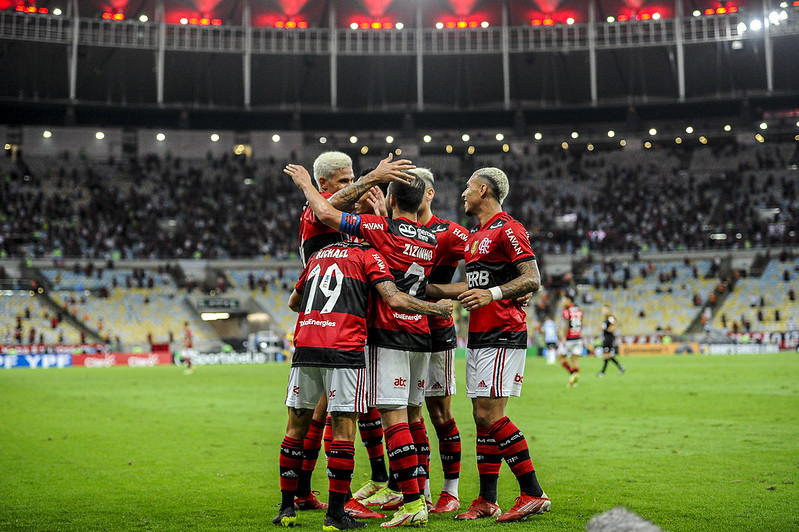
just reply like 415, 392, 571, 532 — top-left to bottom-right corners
2, 138, 796, 260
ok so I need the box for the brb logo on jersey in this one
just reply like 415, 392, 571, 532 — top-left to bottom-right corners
466, 269, 490, 288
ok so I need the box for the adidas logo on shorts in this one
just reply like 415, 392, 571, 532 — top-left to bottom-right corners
478, 380, 488, 388
432, 381, 443, 389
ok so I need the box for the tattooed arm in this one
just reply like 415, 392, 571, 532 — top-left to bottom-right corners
459, 260, 540, 312
375, 280, 453, 318
328, 153, 416, 212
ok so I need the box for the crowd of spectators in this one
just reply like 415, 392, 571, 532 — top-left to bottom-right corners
1, 140, 797, 260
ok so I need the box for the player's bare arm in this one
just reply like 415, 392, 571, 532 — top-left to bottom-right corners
426, 281, 467, 300
288, 289, 302, 312
375, 280, 453, 319
328, 153, 416, 212
284, 164, 345, 229
459, 260, 540, 311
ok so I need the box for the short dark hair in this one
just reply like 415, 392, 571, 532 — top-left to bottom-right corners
388, 177, 426, 213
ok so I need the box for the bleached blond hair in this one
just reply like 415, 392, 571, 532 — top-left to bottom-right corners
312, 151, 353, 188
474, 167, 509, 204
409, 168, 435, 190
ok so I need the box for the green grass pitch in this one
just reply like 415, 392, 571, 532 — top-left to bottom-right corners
2, 353, 798, 531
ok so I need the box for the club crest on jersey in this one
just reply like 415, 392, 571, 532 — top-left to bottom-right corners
477, 237, 491, 255
398, 224, 417, 238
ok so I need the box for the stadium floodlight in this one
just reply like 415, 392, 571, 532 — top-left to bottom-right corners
781, 1, 788, 7
201, 312, 230, 321
350, 23, 358, 29
759, 122, 768, 130
272, 134, 281, 142
495, 133, 504, 141
692, 10, 700, 17
755, 134, 765, 143
481, 21, 489, 28
43, 130, 52, 139
749, 19, 762, 31
561, 142, 569, 149
648, 128, 657, 136
699, 136, 708, 144
423, 135, 432, 143
737, 22, 748, 33
607, 130, 615, 138
139, 15, 148, 22
180, 17, 188, 24
361, 146, 369, 154
396, 22, 404, 29
395, 148, 402, 155
675, 137, 682, 144
349, 136, 358, 143
644, 141, 652, 149
386, 135, 394, 143
587, 143, 594, 151
467, 146, 475, 155
53, 8, 62, 15
619, 139, 626, 146
534, 132, 543, 140
435, 22, 444, 29
796, 121, 799, 127
210, 133, 219, 142
685, 126, 694, 134
319, 136, 327, 144
502, 144, 510, 152
566, 18, 575, 25
571, 131, 579, 139
445, 144, 453, 153
652, 13, 661, 20
461, 133, 470, 142
95, 131, 105, 140
156, 133, 165, 142
724, 124, 732, 132
606, 16, 615, 22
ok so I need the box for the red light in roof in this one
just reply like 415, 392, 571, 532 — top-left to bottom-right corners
211, 18, 222, 25
26, 6, 35, 12
728, 6, 738, 12
112, 12, 124, 20
297, 21, 307, 28
383, 22, 393, 28
285, 20, 296, 28
705, 8, 715, 15
532, 19, 542, 25
360, 22, 369, 28
200, 18, 210, 25
716, 7, 727, 14
102, 11, 111, 18
640, 13, 651, 20
38, 7, 47, 13
189, 17, 197, 24
468, 20, 478, 27
617, 14, 629, 21
445, 21, 455, 28
543, 18, 554, 25
275, 20, 284, 27
456, 20, 466, 27
16, 5, 25, 10
371, 21, 381, 29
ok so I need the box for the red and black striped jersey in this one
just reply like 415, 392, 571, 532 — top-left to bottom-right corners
463, 211, 535, 349
562, 305, 584, 340
339, 213, 437, 351
298, 191, 348, 267
425, 215, 468, 350
292, 241, 393, 368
